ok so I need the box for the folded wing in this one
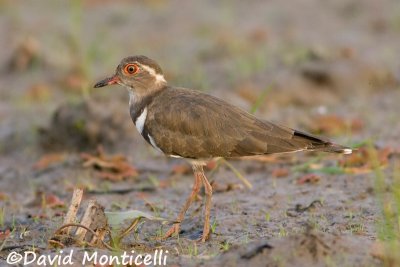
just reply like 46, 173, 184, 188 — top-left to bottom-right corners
146, 87, 350, 158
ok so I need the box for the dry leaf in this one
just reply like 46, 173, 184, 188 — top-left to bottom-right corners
370, 241, 385, 259
340, 146, 394, 174
62, 72, 88, 92
171, 164, 191, 175
26, 83, 51, 102
0, 192, 8, 201
370, 240, 400, 263
81, 146, 138, 181
297, 174, 321, 185
33, 153, 66, 170
212, 181, 244, 193
340, 148, 367, 167
45, 194, 66, 209
0, 229, 11, 240
28, 191, 66, 209
206, 160, 218, 170
310, 115, 363, 135
8, 36, 41, 72
272, 168, 289, 178
340, 46, 356, 59
236, 83, 260, 103
248, 28, 269, 43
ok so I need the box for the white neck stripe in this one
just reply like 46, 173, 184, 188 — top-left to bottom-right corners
135, 107, 147, 134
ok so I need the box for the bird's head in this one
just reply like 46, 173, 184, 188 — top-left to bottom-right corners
94, 55, 167, 95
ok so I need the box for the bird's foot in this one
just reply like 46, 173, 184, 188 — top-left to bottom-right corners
196, 231, 210, 243
199, 224, 211, 242
191, 223, 211, 242
162, 222, 211, 242
162, 223, 181, 240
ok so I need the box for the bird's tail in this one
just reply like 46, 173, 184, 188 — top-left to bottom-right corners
293, 130, 352, 154
320, 143, 353, 154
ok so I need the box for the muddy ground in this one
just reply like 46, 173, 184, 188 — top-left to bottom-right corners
1, 0, 400, 266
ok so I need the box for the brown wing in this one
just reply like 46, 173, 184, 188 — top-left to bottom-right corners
146, 87, 348, 159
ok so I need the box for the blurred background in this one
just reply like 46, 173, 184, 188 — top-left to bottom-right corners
1, 0, 399, 154
0, 0, 400, 266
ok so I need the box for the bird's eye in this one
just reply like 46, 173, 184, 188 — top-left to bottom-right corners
124, 64, 139, 75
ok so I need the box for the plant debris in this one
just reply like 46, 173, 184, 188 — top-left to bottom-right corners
339, 146, 395, 174
297, 174, 321, 185
307, 114, 363, 136
33, 153, 67, 171
271, 168, 289, 178
49, 188, 111, 249
241, 241, 273, 259
7, 36, 42, 72
286, 200, 323, 217
211, 181, 244, 193
25, 191, 66, 209
39, 99, 136, 151
81, 146, 138, 181
49, 189, 165, 250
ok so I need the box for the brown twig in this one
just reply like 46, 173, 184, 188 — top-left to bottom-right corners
48, 239, 65, 248
62, 188, 83, 234
118, 218, 141, 240
75, 200, 96, 240
53, 223, 115, 251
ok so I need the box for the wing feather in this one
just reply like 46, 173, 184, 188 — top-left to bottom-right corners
146, 87, 346, 158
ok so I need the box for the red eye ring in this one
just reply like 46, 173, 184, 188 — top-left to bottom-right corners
124, 63, 139, 75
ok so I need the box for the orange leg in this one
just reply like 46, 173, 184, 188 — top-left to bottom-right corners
198, 166, 213, 242
163, 165, 202, 239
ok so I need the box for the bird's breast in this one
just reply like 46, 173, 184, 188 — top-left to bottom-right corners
130, 101, 164, 154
